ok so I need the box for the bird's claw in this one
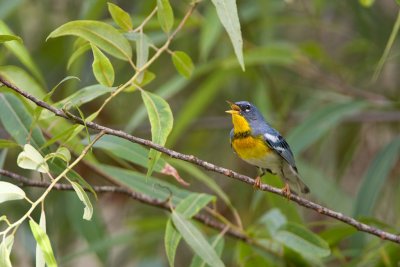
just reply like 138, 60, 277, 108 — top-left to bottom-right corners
282, 183, 291, 199
253, 176, 262, 190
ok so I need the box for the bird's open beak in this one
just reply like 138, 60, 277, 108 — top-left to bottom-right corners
225, 100, 240, 115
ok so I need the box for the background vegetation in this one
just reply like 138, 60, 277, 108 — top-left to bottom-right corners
0, 0, 399, 266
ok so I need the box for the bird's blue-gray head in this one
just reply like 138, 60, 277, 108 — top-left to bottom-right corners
226, 101, 265, 122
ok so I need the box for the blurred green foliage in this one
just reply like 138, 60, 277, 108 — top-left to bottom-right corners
0, 0, 400, 266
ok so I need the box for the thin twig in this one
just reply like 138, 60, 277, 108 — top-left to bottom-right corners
1, 76, 400, 244
94, 2, 198, 117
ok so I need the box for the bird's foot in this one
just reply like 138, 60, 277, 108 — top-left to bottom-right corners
282, 183, 291, 199
253, 176, 262, 190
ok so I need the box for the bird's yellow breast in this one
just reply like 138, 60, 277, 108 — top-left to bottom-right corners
232, 136, 271, 159
230, 113, 271, 159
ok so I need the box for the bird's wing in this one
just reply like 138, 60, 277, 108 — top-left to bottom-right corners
263, 132, 297, 170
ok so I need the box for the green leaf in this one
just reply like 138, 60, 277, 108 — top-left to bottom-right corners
165, 219, 181, 267
0, 20, 45, 84
29, 219, 58, 267
274, 222, 330, 259
169, 159, 232, 207
17, 144, 49, 173
0, 93, 46, 148
0, 65, 45, 99
0, 181, 26, 204
91, 44, 115, 86
0, 34, 22, 43
36, 209, 46, 267
70, 180, 93, 221
133, 70, 156, 88
171, 211, 225, 267
176, 194, 215, 218
88, 135, 165, 171
56, 84, 114, 108
190, 234, 225, 267
67, 42, 91, 70
107, 2, 133, 31
353, 137, 400, 217
157, 0, 174, 33
0, 139, 18, 148
0, 235, 13, 267
210, 0, 244, 70
259, 208, 287, 235
287, 101, 367, 154
359, 0, 375, 7
99, 165, 196, 204
45, 147, 71, 163
320, 224, 357, 246
47, 20, 132, 61
172, 51, 194, 78
141, 90, 173, 176
165, 193, 216, 267
136, 32, 149, 82
396, 0, 400, 6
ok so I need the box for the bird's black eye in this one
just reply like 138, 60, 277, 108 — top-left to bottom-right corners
244, 104, 251, 112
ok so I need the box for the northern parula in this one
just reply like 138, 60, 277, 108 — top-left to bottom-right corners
226, 101, 310, 196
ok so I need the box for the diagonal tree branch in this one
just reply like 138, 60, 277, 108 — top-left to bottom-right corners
1, 75, 399, 244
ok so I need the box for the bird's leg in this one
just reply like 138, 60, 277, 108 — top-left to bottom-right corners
280, 166, 291, 199
253, 168, 266, 189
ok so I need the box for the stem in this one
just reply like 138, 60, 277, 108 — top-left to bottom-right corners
0, 131, 105, 237
372, 9, 400, 82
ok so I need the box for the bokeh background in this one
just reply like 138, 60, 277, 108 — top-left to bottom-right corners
0, 0, 400, 266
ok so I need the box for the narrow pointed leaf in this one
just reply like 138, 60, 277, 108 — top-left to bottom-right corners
157, 0, 174, 33
0, 21, 45, 84
274, 222, 330, 259
0, 181, 26, 204
210, 0, 244, 70
0, 139, 18, 148
172, 51, 194, 78
141, 90, 173, 176
353, 137, 400, 217
136, 32, 149, 82
56, 84, 114, 108
17, 144, 49, 173
45, 147, 71, 163
287, 101, 367, 154
47, 20, 132, 61
36, 209, 46, 267
165, 219, 181, 267
0, 34, 22, 43
29, 220, 57, 267
91, 44, 115, 86
70, 181, 93, 220
67, 43, 90, 70
190, 234, 225, 267
108, 2, 133, 31
171, 211, 225, 267
176, 194, 215, 218
0, 93, 46, 148
0, 235, 13, 267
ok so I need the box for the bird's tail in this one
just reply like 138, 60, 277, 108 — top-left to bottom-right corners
288, 166, 310, 194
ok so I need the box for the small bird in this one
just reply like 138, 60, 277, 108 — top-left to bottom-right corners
226, 101, 310, 196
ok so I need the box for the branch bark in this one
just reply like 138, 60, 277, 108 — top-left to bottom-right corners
1, 75, 399, 245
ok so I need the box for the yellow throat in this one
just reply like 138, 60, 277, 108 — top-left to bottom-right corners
231, 113, 251, 133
